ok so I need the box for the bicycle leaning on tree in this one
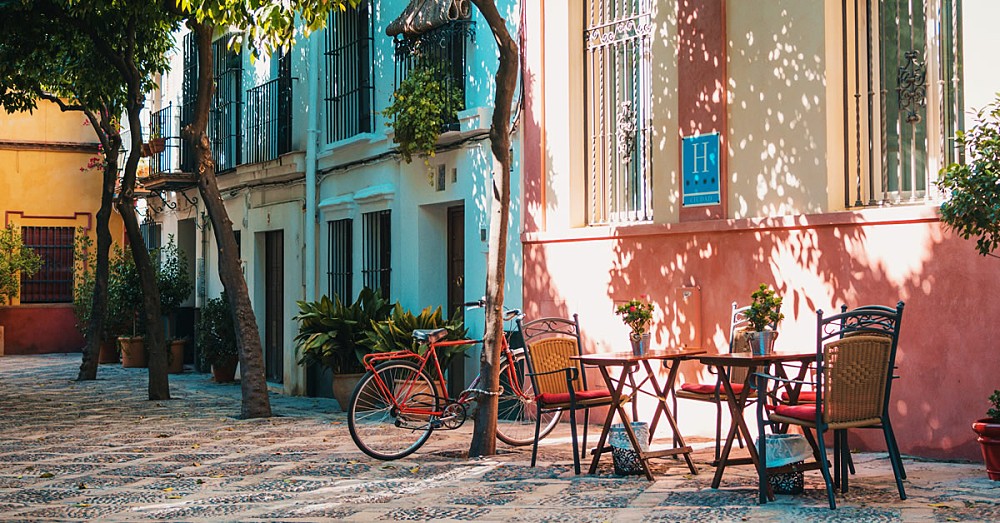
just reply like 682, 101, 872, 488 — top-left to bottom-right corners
347, 300, 561, 460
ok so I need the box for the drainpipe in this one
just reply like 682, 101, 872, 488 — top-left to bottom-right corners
304, 29, 320, 302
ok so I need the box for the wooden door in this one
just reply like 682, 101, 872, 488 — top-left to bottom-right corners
264, 230, 284, 383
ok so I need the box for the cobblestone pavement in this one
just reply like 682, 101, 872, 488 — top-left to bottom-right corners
0, 354, 997, 522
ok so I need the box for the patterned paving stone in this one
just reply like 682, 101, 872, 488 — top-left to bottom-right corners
136, 503, 249, 520
0, 488, 81, 504
237, 478, 334, 493
15, 503, 124, 520
256, 504, 360, 520
104, 463, 185, 477
379, 506, 492, 521
644, 506, 754, 522
286, 461, 371, 477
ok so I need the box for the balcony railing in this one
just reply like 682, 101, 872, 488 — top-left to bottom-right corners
245, 76, 293, 164
144, 103, 197, 192
393, 19, 475, 132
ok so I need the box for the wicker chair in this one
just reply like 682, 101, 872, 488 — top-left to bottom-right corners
674, 302, 755, 464
755, 302, 905, 509
517, 314, 614, 475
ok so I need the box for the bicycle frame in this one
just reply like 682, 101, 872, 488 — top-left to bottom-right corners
360, 335, 525, 422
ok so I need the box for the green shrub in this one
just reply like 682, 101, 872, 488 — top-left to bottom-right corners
0, 224, 42, 305
294, 288, 394, 374
365, 304, 471, 371
198, 292, 238, 368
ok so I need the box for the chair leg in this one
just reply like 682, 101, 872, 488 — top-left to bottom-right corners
833, 429, 842, 491
713, 401, 723, 464
838, 430, 849, 494
883, 417, 907, 480
816, 430, 837, 510
569, 407, 581, 475
582, 410, 591, 462
883, 422, 907, 500
530, 409, 543, 468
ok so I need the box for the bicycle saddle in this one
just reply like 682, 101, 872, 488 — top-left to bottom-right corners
412, 328, 449, 344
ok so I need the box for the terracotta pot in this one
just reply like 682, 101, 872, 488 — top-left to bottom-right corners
973, 418, 1000, 480
98, 339, 119, 364
168, 339, 186, 374
211, 356, 239, 383
118, 336, 146, 368
332, 372, 366, 411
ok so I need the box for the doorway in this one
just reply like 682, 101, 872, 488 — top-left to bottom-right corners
264, 230, 284, 383
446, 205, 465, 397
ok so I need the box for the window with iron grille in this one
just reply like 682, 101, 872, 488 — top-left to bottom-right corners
325, 5, 375, 143
393, 20, 474, 131
212, 35, 243, 173
847, 0, 963, 207
362, 210, 390, 300
585, 0, 653, 225
181, 32, 199, 173
139, 221, 162, 266
246, 52, 293, 164
19, 226, 74, 303
327, 219, 353, 302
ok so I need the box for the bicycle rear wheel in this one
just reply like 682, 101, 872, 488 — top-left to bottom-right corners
495, 353, 561, 446
348, 360, 440, 460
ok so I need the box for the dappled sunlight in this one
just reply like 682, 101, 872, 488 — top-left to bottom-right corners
727, 4, 827, 219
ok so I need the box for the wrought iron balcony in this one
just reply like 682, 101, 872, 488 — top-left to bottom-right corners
245, 75, 293, 164
393, 19, 475, 132
143, 102, 197, 192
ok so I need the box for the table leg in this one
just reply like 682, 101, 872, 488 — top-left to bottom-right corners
587, 365, 627, 475
710, 364, 761, 489
641, 360, 698, 475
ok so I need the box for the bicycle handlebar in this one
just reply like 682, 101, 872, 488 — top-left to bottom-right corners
463, 298, 522, 321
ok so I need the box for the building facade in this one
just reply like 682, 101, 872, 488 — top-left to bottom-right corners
142, 0, 522, 395
521, 0, 998, 461
0, 101, 125, 354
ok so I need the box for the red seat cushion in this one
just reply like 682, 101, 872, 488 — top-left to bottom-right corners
679, 382, 745, 395
780, 390, 817, 403
537, 389, 611, 405
772, 404, 819, 421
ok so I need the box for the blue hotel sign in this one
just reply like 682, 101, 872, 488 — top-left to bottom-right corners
681, 132, 721, 206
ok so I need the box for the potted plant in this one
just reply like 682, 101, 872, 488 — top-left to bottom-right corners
615, 295, 655, 355
294, 288, 394, 407
364, 302, 470, 397
156, 236, 194, 373
972, 390, 1000, 480
197, 292, 239, 383
383, 63, 464, 164
108, 236, 193, 370
745, 283, 784, 355
107, 245, 146, 367
71, 231, 126, 363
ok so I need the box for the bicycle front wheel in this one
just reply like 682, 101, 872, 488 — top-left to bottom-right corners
348, 360, 440, 460
495, 354, 561, 446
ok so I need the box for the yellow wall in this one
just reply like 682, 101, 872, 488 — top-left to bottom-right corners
0, 100, 125, 306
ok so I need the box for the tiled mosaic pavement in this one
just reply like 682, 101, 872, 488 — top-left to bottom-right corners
0, 354, 997, 522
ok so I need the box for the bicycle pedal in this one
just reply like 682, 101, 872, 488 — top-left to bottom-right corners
429, 418, 443, 429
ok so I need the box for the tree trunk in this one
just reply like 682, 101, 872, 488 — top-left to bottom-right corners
468, 0, 519, 458
78, 107, 120, 381
185, 23, 272, 418
119, 68, 170, 400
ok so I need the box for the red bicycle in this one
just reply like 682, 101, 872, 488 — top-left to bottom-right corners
347, 301, 561, 460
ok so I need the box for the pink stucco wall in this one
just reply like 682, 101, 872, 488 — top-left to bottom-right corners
522, 207, 999, 461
